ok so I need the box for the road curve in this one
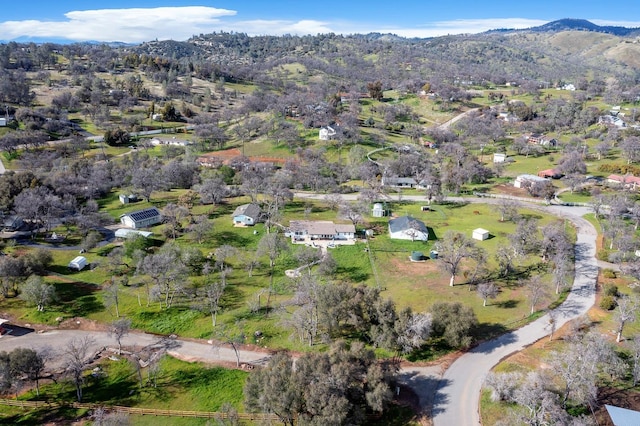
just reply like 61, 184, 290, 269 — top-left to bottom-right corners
432, 205, 598, 426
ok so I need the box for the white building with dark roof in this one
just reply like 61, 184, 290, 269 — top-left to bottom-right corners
120, 207, 162, 229
388, 215, 429, 241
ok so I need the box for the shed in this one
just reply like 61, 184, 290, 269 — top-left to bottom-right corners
68, 256, 88, 271
472, 228, 489, 241
372, 203, 385, 218
0, 118, 6, 127
115, 229, 153, 239
118, 194, 138, 204
120, 207, 162, 229
493, 153, 506, 163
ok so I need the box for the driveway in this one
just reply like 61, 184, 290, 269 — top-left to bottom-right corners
432, 205, 598, 426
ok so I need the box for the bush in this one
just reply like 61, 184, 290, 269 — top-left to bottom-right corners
603, 269, 617, 279
600, 295, 617, 310
596, 249, 611, 262
604, 284, 619, 297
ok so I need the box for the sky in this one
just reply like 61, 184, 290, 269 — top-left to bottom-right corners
2, 1, 640, 44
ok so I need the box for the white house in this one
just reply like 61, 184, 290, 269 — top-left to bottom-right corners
232, 203, 263, 226
120, 207, 162, 229
286, 220, 356, 243
514, 174, 548, 189
388, 216, 429, 241
382, 177, 418, 188
150, 137, 192, 147
151, 113, 163, 121
319, 126, 336, 141
472, 228, 490, 241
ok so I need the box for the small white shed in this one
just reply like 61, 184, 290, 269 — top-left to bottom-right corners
68, 256, 88, 271
493, 153, 506, 163
472, 228, 489, 241
372, 203, 385, 218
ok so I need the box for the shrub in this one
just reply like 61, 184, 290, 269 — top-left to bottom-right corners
603, 269, 617, 279
604, 284, 619, 297
600, 295, 617, 310
596, 249, 610, 262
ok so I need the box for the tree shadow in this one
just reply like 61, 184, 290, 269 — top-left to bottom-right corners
212, 231, 252, 247
472, 322, 510, 342
398, 370, 451, 420
53, 281, 104, 316
493, 299, 519, 309
469, 330, 518, 354
336, 265, 370, 282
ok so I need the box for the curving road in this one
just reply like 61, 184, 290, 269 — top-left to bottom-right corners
1, 194, 598, 425
432, 205, 598, 426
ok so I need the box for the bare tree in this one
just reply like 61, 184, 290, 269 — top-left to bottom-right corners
201, 269, 226, 328
256, 233, 288, 313
631, 335, 640, 386
496, 198, 520, 222
615, 296, 639, 342
522, 276, 548, 315
110, 318, 131, 355
435, 231, 478, 286
63, 336, 95, 402
477, 283, 499, 307
103, 277, 122, 317
188, 215, 213, 244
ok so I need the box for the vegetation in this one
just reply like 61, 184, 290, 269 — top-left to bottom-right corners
2, 24, 640, 424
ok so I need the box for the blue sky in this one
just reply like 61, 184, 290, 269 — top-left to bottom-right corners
2, 1, 640, 43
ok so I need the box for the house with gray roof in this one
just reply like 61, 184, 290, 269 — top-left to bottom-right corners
232, 203, 263, 226
120, 207, 162, 229
388, 215, 429, 241
286, 220, 355, 243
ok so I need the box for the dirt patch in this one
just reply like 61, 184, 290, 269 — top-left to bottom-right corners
388, 256, 440, 277
58, 317, 109, 332
491, 183, 532, 198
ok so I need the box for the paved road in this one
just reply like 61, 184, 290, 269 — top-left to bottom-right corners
432, 205, 598, 426
1, 194, 598, 425
294, 192, 600, 423
0, 329, 273, 370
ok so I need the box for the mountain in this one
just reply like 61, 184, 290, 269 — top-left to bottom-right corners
491, 18, 640, 37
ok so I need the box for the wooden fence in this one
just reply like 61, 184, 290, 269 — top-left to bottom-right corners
0, 399, 281, 421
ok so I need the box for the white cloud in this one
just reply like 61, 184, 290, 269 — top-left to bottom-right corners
590, 19, 640, 28
1, 7, 638, 43
370, 18, 549, 38
0, 6, 236, 43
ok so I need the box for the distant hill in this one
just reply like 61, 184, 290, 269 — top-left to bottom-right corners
490, 18, 640, 37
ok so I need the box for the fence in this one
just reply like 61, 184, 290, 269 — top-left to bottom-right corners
0, 399, 280, 421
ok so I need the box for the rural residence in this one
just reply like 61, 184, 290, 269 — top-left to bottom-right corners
388, 215, 429, 241
232, 203, 263, 226
286, 220, 356, 244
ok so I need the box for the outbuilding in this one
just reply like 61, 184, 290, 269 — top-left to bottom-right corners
472, 228, 490, 241
388, 215, 429, 241
120, 207, 162, 229
372, 203, 386, 218
68, 256, 88, 271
